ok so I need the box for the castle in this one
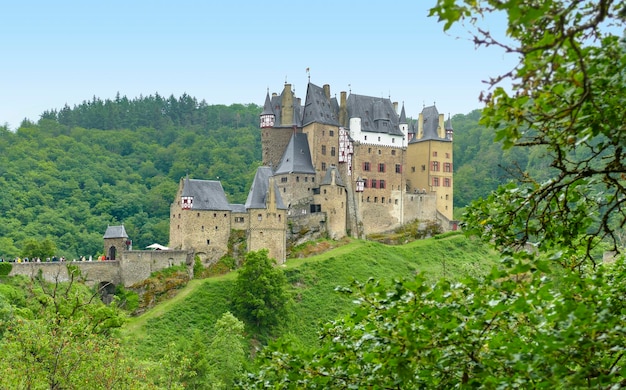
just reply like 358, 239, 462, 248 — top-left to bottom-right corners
169, 81, 456, 265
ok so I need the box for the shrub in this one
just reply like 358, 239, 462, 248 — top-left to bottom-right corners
0, 262, 12, 276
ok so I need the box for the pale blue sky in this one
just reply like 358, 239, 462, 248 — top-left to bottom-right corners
1, 1, 515, 130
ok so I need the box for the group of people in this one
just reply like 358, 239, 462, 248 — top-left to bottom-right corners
0, 255, 106, 263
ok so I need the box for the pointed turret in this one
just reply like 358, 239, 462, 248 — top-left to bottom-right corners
399, 103, 408, 146
445, 113, 454, 140
181, 175, 193, 209
260, 90, 275, 128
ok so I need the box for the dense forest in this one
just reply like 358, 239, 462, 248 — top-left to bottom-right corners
0, 93, 528, 259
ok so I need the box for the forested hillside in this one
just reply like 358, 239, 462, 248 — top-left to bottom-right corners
0, 93, 526, 260
0, 94, 262, 259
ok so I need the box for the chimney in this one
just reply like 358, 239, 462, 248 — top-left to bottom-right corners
339, 91, 347, 127
393, 101, 398, 113
281, 84, 293, 126
323, 84, 330, 99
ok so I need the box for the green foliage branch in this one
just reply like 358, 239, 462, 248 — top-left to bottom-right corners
242, 258, 626, 388
431, 0, 626, 262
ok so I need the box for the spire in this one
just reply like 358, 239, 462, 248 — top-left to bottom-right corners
399, 102, 407, 125
260, 89, 276, 128
261, 90, 273, 115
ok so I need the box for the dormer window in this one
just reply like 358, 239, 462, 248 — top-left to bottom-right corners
181, 196, 193, 210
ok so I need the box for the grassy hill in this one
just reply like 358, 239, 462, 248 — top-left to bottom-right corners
122, 234, 500, 360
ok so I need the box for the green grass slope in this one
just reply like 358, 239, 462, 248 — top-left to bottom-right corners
122, 235, 499, 359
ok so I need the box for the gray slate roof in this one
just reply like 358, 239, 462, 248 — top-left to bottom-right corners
302, 83, 340, 127
320, 166, 345, 187
230, 204, 246, 213
274, 133, 316, 175
181, 178, 231, 211
346, 94, 404, 136
399, 104, 407, 124
103, 225, 128, 239
245, 167, 287, 210
410, 105, 452, 143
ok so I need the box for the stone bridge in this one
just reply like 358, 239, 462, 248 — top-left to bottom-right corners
8, 249, 191, 290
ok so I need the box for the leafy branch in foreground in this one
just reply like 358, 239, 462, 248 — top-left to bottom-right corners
431, 0, 626, 261
242, 258, 626, 388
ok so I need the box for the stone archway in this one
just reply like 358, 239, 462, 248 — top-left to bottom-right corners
99, 281, 116, 304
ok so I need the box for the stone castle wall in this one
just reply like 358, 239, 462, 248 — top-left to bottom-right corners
8, 249, 190, 289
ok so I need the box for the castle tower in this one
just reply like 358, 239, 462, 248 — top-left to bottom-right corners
169, 177, 233, 263
399, 103, 408, 147
103, 225, 130, 260
260, 84, 302, 168
405, 105, 454, 223
245, 167, 288, 264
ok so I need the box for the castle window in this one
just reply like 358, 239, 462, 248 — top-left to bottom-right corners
432, 177, 440, 187
213, 213, 217, 217
444, 162, 452, 172
367, 197, 370, 202
395, 164, 402, 173
278, 214, 281, 221
446, 152, 450, 158
331, 147, 336, 156
444, 178, 451, 187
235, 217, 244, 223
281, 177, 288, 183
322, 162, 327, 171
378, 149, 381, 155
283, 188, 286, 192
312, 177, 315, 182
197, 213, 200, 217
207, 240, 210, 244
296, 176, 300, 182
177, 225, 180, 229
322, 145, 327, 155
215, 226, 218, 230
392, 149, 396, 155
368, 147, 371, 154
224, 213, 227, 217
329, 130, 334, 136
178, 214, 181, 218
371, 179, 377, 189
202, 226, 204, 231
364, 179, 369, 188
364, 136, 368, 141
304, 177, 308, 182
364, 162, 371, 171
324, 189, 327, 194
378, 137, 381, 142
378, 163, 385, 173
323, 130, 325, 136
381, 197, 385, 203
392, 138, 395, 143
431, 161, 440, 171
395, 199, 398, 204
433, 151, 438, 157
380, 180, 385, 189
374, 197, 378, 203
258, 214, 262, 221
421, 165, 426, 171
445, 194, 449, 200
412, 166, 416, 173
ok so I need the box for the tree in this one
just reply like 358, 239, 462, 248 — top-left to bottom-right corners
232, 250, 288, 331
430, 0, 626, 262
0, 270, 150, 388
207, 311, 246, 389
